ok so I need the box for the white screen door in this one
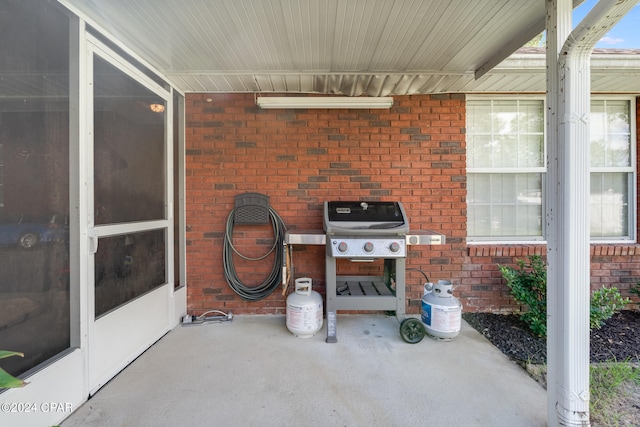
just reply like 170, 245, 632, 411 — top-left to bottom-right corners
86, 39, 173, 394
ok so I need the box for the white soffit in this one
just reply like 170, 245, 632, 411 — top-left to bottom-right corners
58, 0, 639, 95
472, 48, 640, 94
59, 0, 542, 94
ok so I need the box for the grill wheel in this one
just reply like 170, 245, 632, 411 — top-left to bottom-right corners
399, 318, 426, 344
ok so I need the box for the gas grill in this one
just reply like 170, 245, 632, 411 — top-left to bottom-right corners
283, 200, 445, 343
322, 200, 441, 343
324, 201, 408, 259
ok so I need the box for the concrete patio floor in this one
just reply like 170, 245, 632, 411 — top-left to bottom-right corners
62, 315, 547, 427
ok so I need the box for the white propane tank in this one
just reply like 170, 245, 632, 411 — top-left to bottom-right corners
286, 278, 323, 338
421, 280, 462, 340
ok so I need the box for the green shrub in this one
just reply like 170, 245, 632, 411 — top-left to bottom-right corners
498, 255, 547, 336
590, 286, 631, 329
498, 256, 630, 337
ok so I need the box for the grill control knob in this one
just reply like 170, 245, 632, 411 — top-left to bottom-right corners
363, 242, 374, 253
337, 242, 348, 253
389, 242, 400, 253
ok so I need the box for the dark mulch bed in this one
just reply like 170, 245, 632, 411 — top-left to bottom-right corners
463, 310, 640, 364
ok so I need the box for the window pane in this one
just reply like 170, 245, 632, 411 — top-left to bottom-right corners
466, 101, 492, 134
516, 174, 543, 206
590, 173, 629, 237
607, 100, 630, 134
496, 205, 517, 236
608, 134, 631, 167
0, 0, 70, 377
467, 100, 544, 170
468, 205, 490, 236
94, 56, 166, 225
590, 130, 631, 167
590, 100, 631, 168
468, 134, 493, 168
590, 102, 606, 134
467, 174, 489, 204
490, 173, 516, 203
519, 134, 544, 167
95, 229, 166, 317
492, 100, 519, 134
467, 173, 542, 238
518, 100, 544, 133
590, 135, 606, 167
495, 135, 518, 168
520, 205, 544, 235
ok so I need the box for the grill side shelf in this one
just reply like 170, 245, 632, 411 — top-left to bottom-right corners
284, 231, 326, 245
405, 232, 446, 245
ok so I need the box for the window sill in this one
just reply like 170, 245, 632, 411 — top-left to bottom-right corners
467, 243, 640, 257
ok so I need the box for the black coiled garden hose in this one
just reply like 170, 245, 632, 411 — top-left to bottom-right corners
223, 207, 287, 301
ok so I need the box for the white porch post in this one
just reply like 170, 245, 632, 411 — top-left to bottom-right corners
546, 1, 590, 424
545, 1, 639, 425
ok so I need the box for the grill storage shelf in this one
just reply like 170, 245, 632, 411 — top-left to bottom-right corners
325, 251, 407, 343
332, 275, 398, 308
336, 277, 394, 298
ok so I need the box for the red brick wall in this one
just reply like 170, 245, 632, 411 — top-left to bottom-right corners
185, 93, 640, 315
185, 93, 467, 315
466, 244, 640, 312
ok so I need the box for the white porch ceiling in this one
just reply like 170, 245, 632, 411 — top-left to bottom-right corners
60, 0, 640, 95
477, 47, 640, 94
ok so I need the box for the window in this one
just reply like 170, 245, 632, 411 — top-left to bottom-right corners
467, 99, 545, 240
0, 0, 71, 377
467, 97, 636, 242
590, 100, 635, 239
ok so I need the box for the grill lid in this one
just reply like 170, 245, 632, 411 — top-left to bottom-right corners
323, 201, 409, 235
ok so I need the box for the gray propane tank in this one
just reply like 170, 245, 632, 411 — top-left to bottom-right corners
421, 280, 462, 340
286, 277, 323, 338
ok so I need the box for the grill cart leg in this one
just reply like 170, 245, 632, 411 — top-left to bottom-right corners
326, 311, 337, 343
326, 254, 338, 343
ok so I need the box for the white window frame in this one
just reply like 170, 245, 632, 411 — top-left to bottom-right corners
466, 95, 637, 244
466, 96, 547, 243
589, 96, 636, 243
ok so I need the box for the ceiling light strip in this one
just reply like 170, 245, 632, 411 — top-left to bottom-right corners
256, 96, 393, 109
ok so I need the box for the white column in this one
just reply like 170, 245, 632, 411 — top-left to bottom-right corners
546, 1, 638, 425
546, 1, 590, 423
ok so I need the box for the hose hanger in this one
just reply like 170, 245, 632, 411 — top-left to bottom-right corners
223, 193, 287, 301
233, 192, 270, 225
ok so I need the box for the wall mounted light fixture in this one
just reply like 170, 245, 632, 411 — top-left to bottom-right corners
255, 96, 393, 109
